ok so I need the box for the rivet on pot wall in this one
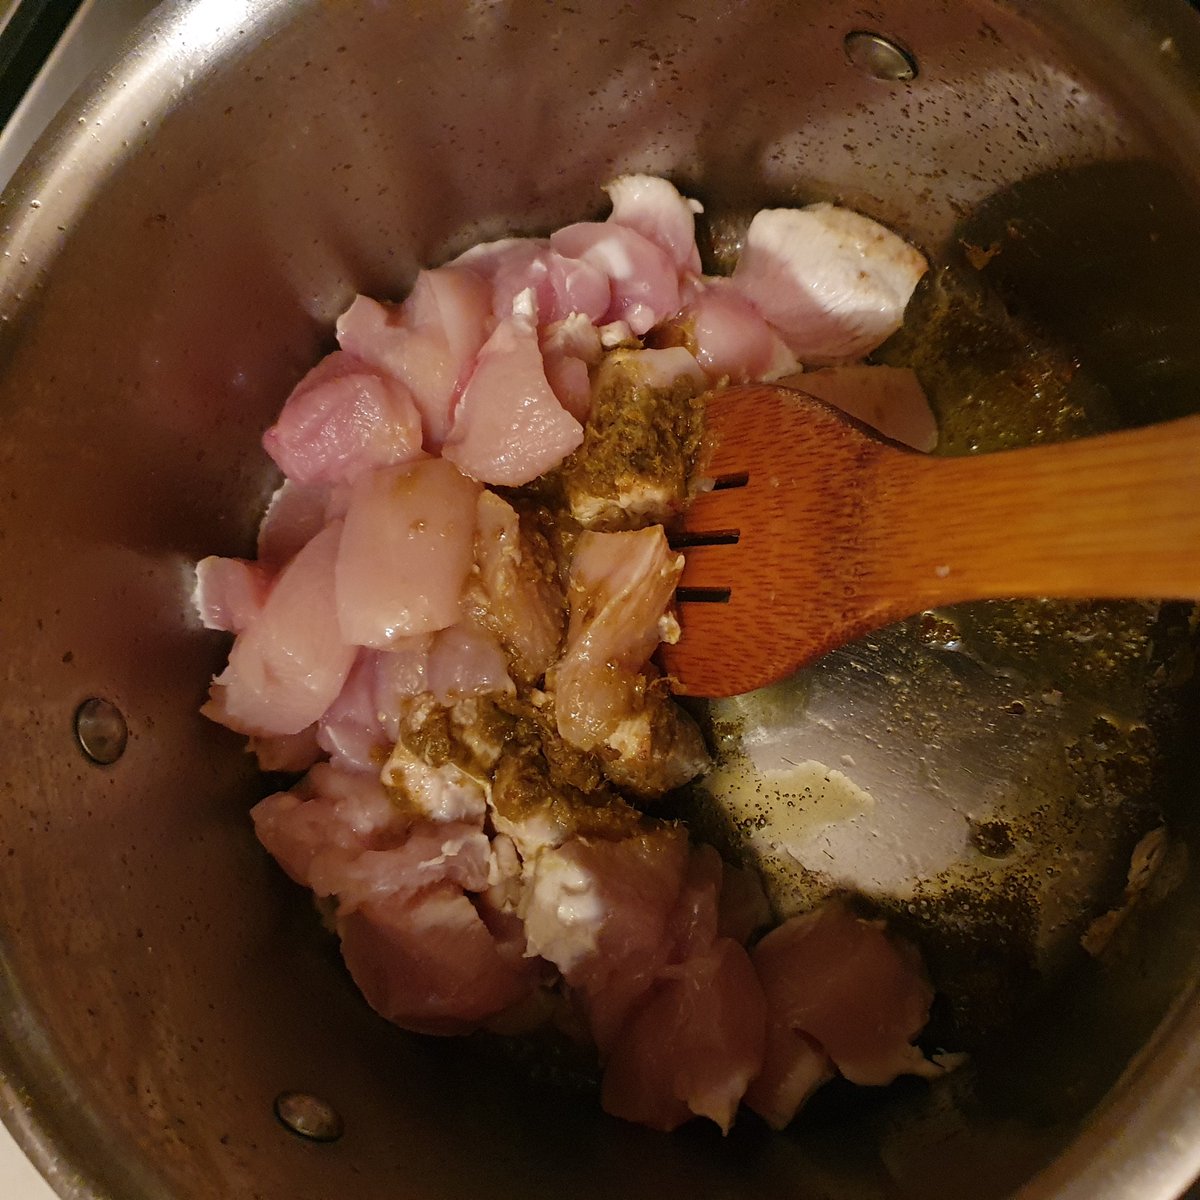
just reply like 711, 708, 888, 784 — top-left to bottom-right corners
274, 1091, 344, 1143
74, 698, 128, 765
843, 31, 918, 82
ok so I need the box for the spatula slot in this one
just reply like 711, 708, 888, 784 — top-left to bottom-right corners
711, 472, 749, 491
669, 529, 741, 549
676, 586, 732, 604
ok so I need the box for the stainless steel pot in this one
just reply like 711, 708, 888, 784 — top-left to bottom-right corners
2, 2, 1200, 1197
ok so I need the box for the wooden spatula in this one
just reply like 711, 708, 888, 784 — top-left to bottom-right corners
659, 383, 1200, 698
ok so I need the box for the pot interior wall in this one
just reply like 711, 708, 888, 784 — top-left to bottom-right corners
1, 2, 1199, 1198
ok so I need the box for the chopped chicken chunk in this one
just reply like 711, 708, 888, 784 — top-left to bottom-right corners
470, 491, 565, 684
443, 296, 584, 486
335, 459, 481, 647
552, 527, 710, 794
604, 173, 703, 275
262, 350, 424, 486
560, 348, 706, 531
203, 521, 355, 736
199, 176, 946, 1136
778, 364, 938, 452
732, 203, 928, 362
336, 266, 493, 449
751, 901, 940, 1097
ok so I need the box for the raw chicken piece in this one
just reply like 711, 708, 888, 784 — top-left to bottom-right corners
601, 937, 766, 1133
335, 458, 481, 647
203, 521, 356, 736
661, 276, 798, 384
251, 763, 400, 888
317, 650, 386, 772
600, 845, 767, 1133
249, 726, 323, 773
259, 759, 538, 1038
471, 491, 565, 684
474, 903, 553, 1035
555, 528, 681, 746
520, 825, 689, 1051
323, 820, 491, 915
776, 365, 938, 452
599, 685, 714, 798
665, 842, 722, 954
540, 313, 603, 421
748, 897, 945, 1128
541, 351, 592, 423
751, 901, 938, 1091
552, 527, 710, 794
551, 222, 681, 336
256, 479, 331, 570
339, 882, 539, 1035
335, 265, 493, 449
743, 1026, 833, 1131
318, 649, 391, 772
426, 622, 516, 705
451, 237, 611, 326
193, 556, 271, 634
317, 638, 437, 773
254, 761, 491, 913
442, 299, 584, 486
604, 174, 703, 275
732, 204, 928, 362
262, 351, 424, 486
373, 638, 435, 729
380, 696, 508, 824
559, 348, 705, 530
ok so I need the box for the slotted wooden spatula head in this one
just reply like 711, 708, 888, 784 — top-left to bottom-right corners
659, 383, 1200, 697
660, 384, 920, 697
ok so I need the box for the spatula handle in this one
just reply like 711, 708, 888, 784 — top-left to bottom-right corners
877, 413, 1200, 606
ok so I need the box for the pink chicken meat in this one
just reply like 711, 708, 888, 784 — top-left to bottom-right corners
442, 299, 584, 486
335, 458, 481, 647
198, 174, 950, 1136
203, 521, 355, 736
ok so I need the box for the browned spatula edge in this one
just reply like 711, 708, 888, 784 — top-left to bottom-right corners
659, 384, 1200, 698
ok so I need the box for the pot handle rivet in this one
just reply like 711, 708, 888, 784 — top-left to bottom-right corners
843, 31, 918, 82
274, 1091, 345, 1143
74, 698, 128, 765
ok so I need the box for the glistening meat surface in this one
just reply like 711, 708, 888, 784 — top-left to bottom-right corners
197, 175, 949, 1135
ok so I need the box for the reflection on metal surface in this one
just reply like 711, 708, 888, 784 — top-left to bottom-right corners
171, 0, 254, 55
0, 0, 159, 190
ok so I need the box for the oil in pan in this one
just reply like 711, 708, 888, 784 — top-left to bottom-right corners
682, 259, 1197, 1053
